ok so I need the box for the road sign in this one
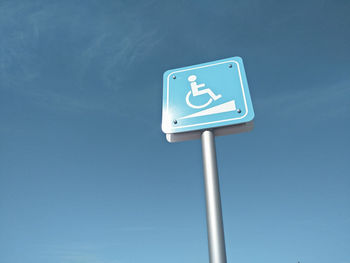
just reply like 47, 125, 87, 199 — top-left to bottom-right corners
162, 57, 254, 136
161, 57, 256, 263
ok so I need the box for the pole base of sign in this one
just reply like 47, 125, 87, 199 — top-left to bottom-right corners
166, 121, 254, 143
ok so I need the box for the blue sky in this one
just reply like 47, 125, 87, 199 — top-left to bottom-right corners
0, 0, 349, 263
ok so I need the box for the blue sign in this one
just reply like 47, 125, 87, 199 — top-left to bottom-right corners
162, 57, 254, 134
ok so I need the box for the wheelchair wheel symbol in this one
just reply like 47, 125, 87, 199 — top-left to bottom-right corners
186, 91, 213, 109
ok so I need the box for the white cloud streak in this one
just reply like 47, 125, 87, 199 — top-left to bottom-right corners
254, 79, 350, 123
0, 1, 163, 114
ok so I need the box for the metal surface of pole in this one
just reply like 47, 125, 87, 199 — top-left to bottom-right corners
201, 130, 227, 263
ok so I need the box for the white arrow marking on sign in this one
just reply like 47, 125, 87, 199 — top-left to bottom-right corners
179, 100, 236, 120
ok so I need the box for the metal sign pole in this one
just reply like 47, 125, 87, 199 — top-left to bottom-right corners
201, 130, 227, 263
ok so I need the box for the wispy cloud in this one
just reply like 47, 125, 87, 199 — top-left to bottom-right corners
114, 226, 155, 232
58, 252, 121, 263
34, 242, 122, 263
32, 225, 156, 263
254, 79, 350, 123
0, 1, 163, 114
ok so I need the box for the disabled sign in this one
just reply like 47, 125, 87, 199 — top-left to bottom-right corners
162, 57, 254, 134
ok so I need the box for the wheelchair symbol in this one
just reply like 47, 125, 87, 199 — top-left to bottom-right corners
186, 75, 222, 109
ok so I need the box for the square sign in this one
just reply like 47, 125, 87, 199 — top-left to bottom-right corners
162, 57, 254, 134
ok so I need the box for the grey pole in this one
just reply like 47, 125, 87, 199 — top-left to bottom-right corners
201, 130, 227, 263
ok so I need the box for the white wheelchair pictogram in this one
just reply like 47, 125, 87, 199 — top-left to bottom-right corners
186, 75, 222, 109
